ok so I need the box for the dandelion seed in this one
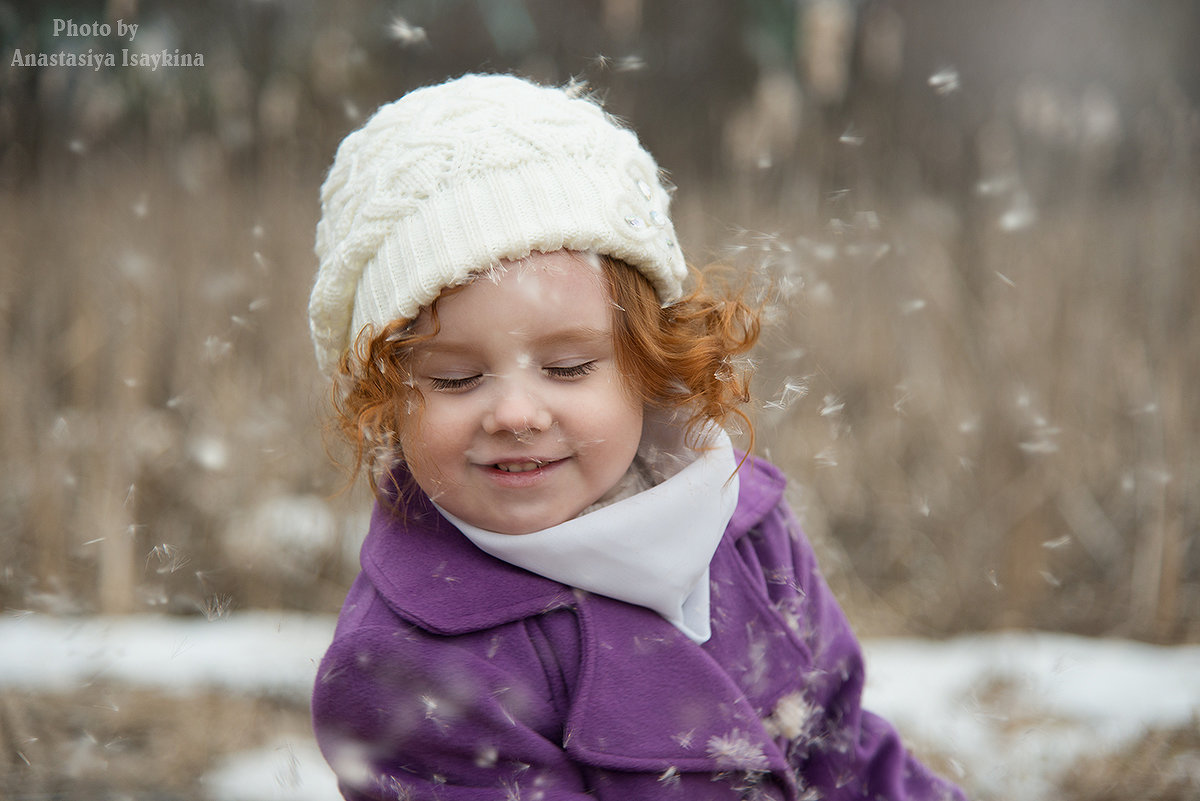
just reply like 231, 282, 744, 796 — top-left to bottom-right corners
819, 394, 844, 417
928, 66, 960, 95
975, 175, 1013, 196
202, 335, 232, 363
706, 730, 768, 771
1146, 466, 1172, 485
1018, 437, 1059, 455
388, 16, 427, 46
900, 298, 926, 314
615, 54, 645, 72
764, 377, 809, 411
148, 543, 190, 574
248, 297, 269, 312
82, 537, 105, 546
131, 194, 149, 218
564, 76, 588, 98
672, 729, 696, 749
995, 270, 1016, 287
200, 594, 233, 621
838, 126, 864, 146
68, 139, 87, 155
765, 691, 819, 740
811, 241, 838, 262
1042, 535, 1071, 549
252, 223, 265, 239
1039, 570, 1061, 587
140, 586, 169, 606
999, 190, 1037, 231
814, 446, 838, 467
253, 251, 269, 271
190, 435, 228, 471
658, 766, 681, 786
475, 745, 499, 768
380, 775, 414, 800
431, 561, 460, 583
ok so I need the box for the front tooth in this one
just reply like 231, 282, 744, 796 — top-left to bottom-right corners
498, 461, 539, 473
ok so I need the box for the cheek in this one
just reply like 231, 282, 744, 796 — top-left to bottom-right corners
397, 394, 438, 469
605, 370, 645, 423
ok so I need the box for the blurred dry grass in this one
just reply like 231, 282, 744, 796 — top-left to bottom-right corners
0, 0, 1194, 648
0, 685, 311, 800
1060, 720, 1200, 801
724, 170, 1199, 643
1, 127, 1195, 644
0, 157, 365, 618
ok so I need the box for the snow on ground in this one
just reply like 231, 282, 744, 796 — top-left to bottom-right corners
862, 635, 1200, 800
1, 611, 1197, 801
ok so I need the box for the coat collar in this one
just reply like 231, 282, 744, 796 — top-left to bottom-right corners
360, 455, 787, 636
359, 490, 576, 635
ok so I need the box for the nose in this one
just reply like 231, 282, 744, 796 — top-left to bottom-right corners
482, 378, 553, 436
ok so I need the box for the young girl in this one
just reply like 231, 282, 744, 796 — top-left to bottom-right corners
309, 73, 966, 801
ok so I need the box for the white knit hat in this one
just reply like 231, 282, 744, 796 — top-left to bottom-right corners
309, 73, 688, 374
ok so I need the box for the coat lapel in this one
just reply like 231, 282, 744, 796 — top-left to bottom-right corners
563, 593, 792, 777
360, 493, 575, 635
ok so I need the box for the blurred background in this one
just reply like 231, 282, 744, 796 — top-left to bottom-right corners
1, 0, 1197, 799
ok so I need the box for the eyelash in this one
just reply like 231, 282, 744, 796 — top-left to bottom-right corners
427, 361, 598, 392
428, 375, 481, 392
546, 361, 598, 379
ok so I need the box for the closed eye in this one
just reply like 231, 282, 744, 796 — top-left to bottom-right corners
545, 361, 598, 380
428, 375, 482, 392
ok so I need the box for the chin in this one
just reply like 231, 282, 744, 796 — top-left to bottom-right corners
490, 505, 587, 536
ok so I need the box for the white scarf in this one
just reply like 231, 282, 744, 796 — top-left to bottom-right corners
436, 426, 739, 644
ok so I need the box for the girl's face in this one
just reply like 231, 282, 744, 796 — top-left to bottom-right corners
400, 250, 644, 535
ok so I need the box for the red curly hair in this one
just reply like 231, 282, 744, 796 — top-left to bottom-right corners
330, 255, 760, 498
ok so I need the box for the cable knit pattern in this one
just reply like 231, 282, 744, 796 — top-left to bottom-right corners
309, 73, 688, 374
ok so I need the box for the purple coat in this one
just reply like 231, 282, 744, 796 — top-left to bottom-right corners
312, 457, 966, 800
